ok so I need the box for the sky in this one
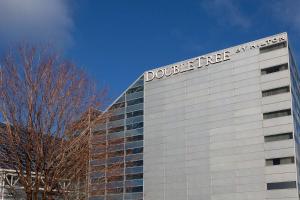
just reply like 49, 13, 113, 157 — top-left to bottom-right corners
0, 0, 300, 104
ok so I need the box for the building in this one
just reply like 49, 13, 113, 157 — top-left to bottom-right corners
89, 32, 300, 200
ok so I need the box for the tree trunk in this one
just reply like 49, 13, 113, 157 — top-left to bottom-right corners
26, 190, 33, 200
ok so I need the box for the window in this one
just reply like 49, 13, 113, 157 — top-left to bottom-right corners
109, 102, 125, 110
262, 86, 290, 97
126, 160, 143, 167
263, 109, 291, 119
126, 147, 143, 155
264, 132, 293, 142
108, 138, 124, 145
267, 181, 296, 190
93, 130, 106, 135
107, 176, 124, 182
108, 150, 124, 158
261, 63, 288, 75
107, 188, 123, 194
108, 126, 124, 133
126, 86, 144, 94
126, 173, 143, 180
126, 186, 143, 193
127, 122, 143, 130
127, 110, 144, 118
127, 98, 144, 106
109, 114, 124, 122
260, 41, 287, 53
126, 135, 143, 142
266, 157, 294, 166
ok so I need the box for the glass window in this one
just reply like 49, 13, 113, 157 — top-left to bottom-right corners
108, 138, 124, 145
266, 157, 294, 166
126, 86, 144, 94
107, 176, 124, 182
126, 135, 143, 142
260, 41, 287, 53
109, 102, 125, 110
127, 122, 143, 130
127, 98, 144, 106
262, 86, 290, 97
108, 126, 124, 133
126, 160, 143, 167
267, 181, 296, 190
107, 188, 123, 194
263, 109, 291, 119
126, 186, 143, 193
126, 147, 143, 155
126, 173, 143, 180
109, 114, 125, 122
264, 133, 293, 142
261, 63, 288, 75
127, 110, 144, 118
108, 150, 124, 158
93, 130, 106, 135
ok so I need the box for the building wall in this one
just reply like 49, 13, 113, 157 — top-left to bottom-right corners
89, 77, 144, 200
144, 33, 299, 200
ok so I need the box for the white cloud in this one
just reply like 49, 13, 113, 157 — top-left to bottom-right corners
201, 0, 251, 29
0, 0, 73, 46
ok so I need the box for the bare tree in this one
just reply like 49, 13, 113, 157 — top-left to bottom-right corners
0, 45, 106, 200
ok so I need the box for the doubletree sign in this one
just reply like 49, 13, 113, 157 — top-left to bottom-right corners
145, 34, 287, 82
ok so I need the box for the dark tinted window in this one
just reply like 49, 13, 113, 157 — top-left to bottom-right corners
127, 110, 144, 118
262, 86, 290, 97
108, 126, 124, 133
126, 135, 143, 142
126, 86, 144, 94
261, 63, 288, 75
107, 188, 123, 194
267, 181, 296, 190
127, 122, 143, 130
126, 186, 143, 193
263, 109, 291, 119
108, 150, 124, 158
93, 130, 106, 135
126, 147, 143, 155
109, 102, 125, 110
109, 114, 124, 122
107, 176, 124, 182
126, 160, 143, 167
126, 173, 143, 180
127, 98, 144, 106
266, 157, 294, 166
260, 41, 287, 53
264, 133, 293, 142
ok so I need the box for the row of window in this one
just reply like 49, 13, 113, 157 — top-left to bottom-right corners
267, 181, 296, 190
262, 86, 289, 97
260, 56, 296, 192
109, 110, 144, 122
109, 98, 144, 111
107, 135, 143, 145
105, 186, 143, 194
108, 122, 144, 134
264, 132, 293, 142
260, 41, 287, 54
106, 148, 143, 158
266, 157, 294, 166
263, 109, 291, 120
261, 63, 288, 75
106, 173, 143, 182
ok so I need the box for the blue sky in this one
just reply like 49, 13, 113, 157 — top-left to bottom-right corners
0, 0, 300, 104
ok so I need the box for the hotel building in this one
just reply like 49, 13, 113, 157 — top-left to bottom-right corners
89, 32, 300, 200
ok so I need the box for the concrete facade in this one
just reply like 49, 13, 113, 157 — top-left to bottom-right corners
89, 33, 300, 200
